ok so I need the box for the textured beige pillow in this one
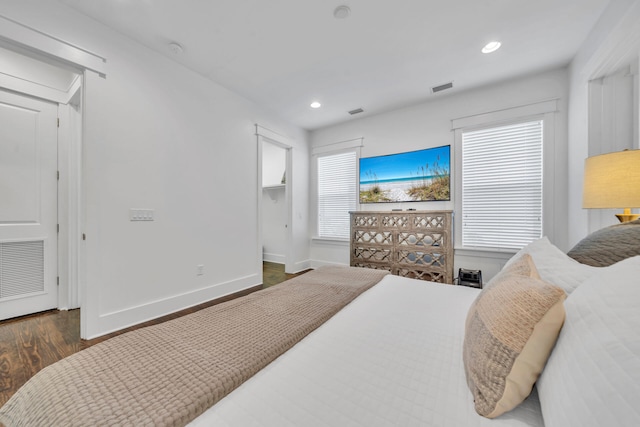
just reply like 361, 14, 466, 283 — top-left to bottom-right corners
463, 254, 566, 418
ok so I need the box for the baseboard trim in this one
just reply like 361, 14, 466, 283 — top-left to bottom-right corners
85, 274, 261, 339
310, 260, 348, 269
290, 259, 312, 274
81, 284, 262, 345
263, 253, 285, 264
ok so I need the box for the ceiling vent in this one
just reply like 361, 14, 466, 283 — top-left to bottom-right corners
348, 108, 364, 115
431, 82, 453, 93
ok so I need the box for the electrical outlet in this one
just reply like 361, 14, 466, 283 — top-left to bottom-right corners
196, 264, 204, 276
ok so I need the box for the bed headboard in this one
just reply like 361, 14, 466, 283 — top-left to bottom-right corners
567, 219, 640, 267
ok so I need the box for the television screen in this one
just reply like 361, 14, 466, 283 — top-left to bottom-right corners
359, 145, 450, 203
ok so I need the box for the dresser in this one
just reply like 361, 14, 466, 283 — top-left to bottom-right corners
350, 210, 454, 284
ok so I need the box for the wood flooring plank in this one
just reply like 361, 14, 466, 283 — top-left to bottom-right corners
0, 327, 26, 406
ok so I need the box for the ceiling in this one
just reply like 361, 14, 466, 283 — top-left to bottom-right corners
58, 0, 610, 131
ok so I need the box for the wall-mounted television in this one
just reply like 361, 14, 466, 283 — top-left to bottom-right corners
359, 145, 450, 203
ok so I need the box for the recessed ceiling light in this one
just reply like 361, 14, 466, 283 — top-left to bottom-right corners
334, 5, 351, 19
482, 41, 501, 54
310, 101, 322, 109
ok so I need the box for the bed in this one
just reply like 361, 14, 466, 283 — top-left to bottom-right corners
1, 223, 639, 426
190, 273, 545, 427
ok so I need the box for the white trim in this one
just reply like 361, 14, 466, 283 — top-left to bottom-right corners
311, 137, 364, 155
256, 134, 265, 284
582, 0, 640, 80
262, 252, 286, 264
289, 259, 312, 274
0, 72, 81, 104
0, 236, 49, 244
451, 99, 558, 130
0, 14, 107, 76
55, 81, 83, 312
454, 247, 518, 257
311, 236, 350, 245
66, 76, 82, 104
57, 103, 69, 310
68, 91, 83, 309
85, 274, 261, 340
310, 260, 348, 269
255, 124, 291, 147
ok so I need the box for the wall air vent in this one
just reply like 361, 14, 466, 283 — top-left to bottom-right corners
348, 108, 364, 115
0, 240, 44, 300
431, 82, 453, 93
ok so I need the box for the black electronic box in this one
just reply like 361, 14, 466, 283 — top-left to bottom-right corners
457, 268, 483, 289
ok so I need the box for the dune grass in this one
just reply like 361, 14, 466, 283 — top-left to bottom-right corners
360, 171, 392, 203
407, 161, 450, 201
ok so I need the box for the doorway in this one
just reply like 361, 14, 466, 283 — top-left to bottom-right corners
0, 43, 83, 320
256, 126, 293, 277
262, 140, 288, 265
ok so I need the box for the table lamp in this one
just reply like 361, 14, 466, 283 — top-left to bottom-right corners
583, 149, 640, 222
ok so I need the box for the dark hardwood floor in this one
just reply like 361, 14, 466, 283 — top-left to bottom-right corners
0, 262, 309, 407
262, 261, 306, 288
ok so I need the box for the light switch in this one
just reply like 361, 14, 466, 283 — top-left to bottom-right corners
130, 208, 155, 221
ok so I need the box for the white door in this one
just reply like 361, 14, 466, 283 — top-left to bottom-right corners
0, 89, 58, 320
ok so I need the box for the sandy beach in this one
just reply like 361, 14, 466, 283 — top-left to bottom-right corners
361, 179, 433, 202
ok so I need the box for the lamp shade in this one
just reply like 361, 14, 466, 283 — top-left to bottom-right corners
583, 149, 640, 209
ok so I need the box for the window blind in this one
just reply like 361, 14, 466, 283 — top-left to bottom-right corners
461, 120, 543, 249
317, 150, 357, 239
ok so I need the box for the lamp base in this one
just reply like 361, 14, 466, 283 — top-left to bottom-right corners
616, 208, 639, 223
616, 213, 640, 223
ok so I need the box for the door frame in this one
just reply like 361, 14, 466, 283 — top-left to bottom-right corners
256, 125, 294, 279
0, 14, 108, 315
57, 89, 83, 310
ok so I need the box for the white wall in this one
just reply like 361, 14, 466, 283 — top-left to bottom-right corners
0, 0, 309, 338
567, 0, 640, 246
309, 68, 569, 281
261, 142, 287, 263
262, 187, 287, 263
262, 142, 286, 187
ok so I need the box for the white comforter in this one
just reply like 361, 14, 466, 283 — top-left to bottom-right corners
189, 274, 544, 427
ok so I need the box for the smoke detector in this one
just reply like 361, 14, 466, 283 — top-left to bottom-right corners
168, 42, 184, 55
334, 5, 351, 19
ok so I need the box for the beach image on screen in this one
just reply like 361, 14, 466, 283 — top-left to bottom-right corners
359, 145, 450, 203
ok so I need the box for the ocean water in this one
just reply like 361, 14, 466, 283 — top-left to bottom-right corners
359, 175, 437, 186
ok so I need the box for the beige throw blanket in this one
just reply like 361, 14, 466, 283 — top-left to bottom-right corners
0, 266, 388, 427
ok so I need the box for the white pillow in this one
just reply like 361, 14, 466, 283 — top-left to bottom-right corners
537, 256, 640, 427
504, 236, 596, 293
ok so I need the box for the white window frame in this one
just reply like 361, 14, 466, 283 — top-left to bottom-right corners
312, 139, 362, 242
452, 100, 558, 253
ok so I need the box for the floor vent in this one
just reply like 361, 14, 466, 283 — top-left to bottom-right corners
431, 82, 453, 93
0, 240, 45, 299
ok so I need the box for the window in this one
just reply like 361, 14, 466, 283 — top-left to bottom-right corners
317, 150, 357, 239
460, 119, 543, 250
